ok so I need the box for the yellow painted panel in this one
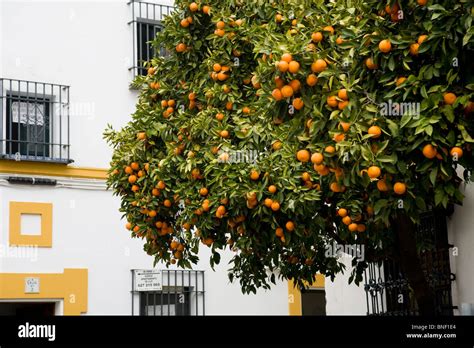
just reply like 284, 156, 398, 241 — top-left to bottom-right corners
0, 160, 107, 179
0, 269, 88, 315
287, 274, 325, 316
10, 202, 53, 247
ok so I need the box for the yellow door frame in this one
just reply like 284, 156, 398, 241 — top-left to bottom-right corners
0, 269, 88, 315
288, 274, 325, 316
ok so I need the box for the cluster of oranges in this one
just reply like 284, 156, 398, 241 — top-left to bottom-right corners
160, 99, 176, 118
210, 63, 231, 82
422, 144, 464, 160
275, 221, 295, 243
263, 184, 281, 212
124, 162, 149, 191
326, 88, 350, 111
337, 208, 367, 233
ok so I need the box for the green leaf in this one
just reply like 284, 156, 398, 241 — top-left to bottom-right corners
374, 199, 388, 215
429, 166, 438, 186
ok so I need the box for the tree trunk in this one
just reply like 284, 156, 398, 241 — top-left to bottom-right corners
393, 211, 436, 316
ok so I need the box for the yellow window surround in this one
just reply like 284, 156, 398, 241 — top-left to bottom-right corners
0, 160, 108, 180
288, 274, 325, 316
10, 202, 53, 247
0, 269, 88, 315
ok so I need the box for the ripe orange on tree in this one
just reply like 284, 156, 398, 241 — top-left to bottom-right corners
396, 77, 407, 86
333, 133, 345, 142
281, 53, 293, 63
422, 144, 438, 159
450, 147, 463, 159
264, 198, 273, 208
176, 43, 187, 53
268, 185, 277, 194
327, 96, 338, 108
250, 170, 260, 181
325, 146, 336, 154
378, 39, 392, 53
418, 35, 428, 44
281, 85, 294, 98
348, 223, 358, 232
292, 98, 304, 110
289, 79, 301, 92
306, 74, 318, 86
189, 2, 198, 12
311, 59, 327, 73
443, 93, 457, 105
377, 179, 390, 192
311, 152, 324, 164
338, 208, 348, 217
365, 58, 377, 70
368, 125, 382, 138
271, 201, 280, 211
277, 60, 289, 73
288, 61, 300, 74
409, 43, 419, 56
338, 89, 348, 100
128, 175, 137, 184
272, 88, 283, 101
296, 149, 311, 162
312, 32, 323, 43
342, 216, 352, 225
301, 172, 311, 182
285, 221, 295, 232
339, 122, 350, 132
393, 182, 407, 195
367, 166, 381, 179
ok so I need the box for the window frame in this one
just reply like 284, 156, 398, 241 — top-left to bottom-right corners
5, 91, 53, 159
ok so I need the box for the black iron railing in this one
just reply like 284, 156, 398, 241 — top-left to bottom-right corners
131, 269, 205, 316
0, 78, 72, 164
128, 0, 174, 77
364, 211, 455, 316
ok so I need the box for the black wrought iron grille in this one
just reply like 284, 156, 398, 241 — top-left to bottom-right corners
132, 270, 205, 316
364, 211, 454, 316
128, 0, 174, 77
0, 78, 72, 164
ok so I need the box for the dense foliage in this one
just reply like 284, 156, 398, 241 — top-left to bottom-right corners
105, 0, 474, 293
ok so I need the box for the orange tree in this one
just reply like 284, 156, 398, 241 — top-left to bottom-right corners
105, 0, 474, 314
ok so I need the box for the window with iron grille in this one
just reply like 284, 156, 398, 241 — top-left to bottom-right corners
364, 211, 454, 316
128, 0, 174, 77
132, 270, 205, 316
0, 78, 72, 164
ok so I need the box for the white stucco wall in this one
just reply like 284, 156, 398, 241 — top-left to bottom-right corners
325, 257, 366, 315
449, 180, 474, 314
0, 0, 289, 315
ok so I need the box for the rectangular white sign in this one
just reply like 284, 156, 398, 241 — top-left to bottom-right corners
134, 270, 162, 292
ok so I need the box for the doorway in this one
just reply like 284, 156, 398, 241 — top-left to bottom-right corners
301, 288, 327, 315
0, 302, 56, 316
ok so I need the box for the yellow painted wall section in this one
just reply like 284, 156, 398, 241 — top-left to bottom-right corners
0, 160, 107, 180
0, 269, 88, 315
9, 202, 53, 247
288, 274, 325, 316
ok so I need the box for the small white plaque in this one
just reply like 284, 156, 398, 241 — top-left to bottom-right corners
25, 277, 40, 293
134, 270, 162, 292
